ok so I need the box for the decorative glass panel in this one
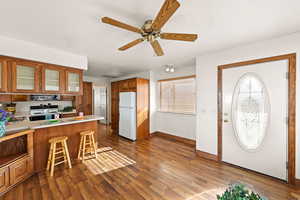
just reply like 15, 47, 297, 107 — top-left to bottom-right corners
16, 66, 35, 90
231, 73, 270, 151
45, 69, 59, 91
68, 72, 80, 92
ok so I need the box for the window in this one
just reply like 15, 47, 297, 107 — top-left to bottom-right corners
158, 76, 196, 114
232, 73, 270, 151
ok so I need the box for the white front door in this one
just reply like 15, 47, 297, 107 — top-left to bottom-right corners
222, 59, 288, 180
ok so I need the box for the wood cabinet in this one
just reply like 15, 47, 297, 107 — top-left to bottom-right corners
9, 156, 33, 185
0, 167, 9, 194
11, 95, 28, 102
110, 78, 149, 140
65, 69, 83, 95
0, 55, 84, 95
111, 81, 119, 132
42, 65, 65, 93
0, 130, 34, 196
11, 60, 41, 93
82, 82, 93, 115
73, 82, 93, 115
0, 58, 8, 92
119, 80, 129, 92
128, 79, 137, 91
118, 79, 136, 92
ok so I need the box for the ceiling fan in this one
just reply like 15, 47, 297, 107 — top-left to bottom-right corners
101, 0, 198, 56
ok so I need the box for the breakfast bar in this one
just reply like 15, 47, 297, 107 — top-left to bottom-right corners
4, 115, 102, 172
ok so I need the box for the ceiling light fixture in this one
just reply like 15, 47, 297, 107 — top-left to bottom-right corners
164, 65, 175, 73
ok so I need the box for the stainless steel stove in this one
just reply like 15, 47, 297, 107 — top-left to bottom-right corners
29, 104, 59, 121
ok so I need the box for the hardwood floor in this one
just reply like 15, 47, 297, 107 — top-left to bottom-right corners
1, 124, 299, 200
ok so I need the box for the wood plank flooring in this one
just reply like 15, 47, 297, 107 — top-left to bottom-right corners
1, 124, 299, 200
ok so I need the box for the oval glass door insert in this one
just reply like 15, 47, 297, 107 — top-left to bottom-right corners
231, 73, 270, 151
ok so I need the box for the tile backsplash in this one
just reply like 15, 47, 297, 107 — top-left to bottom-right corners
15, 101, 73, 113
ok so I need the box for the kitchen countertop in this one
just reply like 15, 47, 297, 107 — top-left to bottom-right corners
5, 115, 104, 134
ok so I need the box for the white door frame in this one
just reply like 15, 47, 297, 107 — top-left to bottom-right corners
217, 53, 296, 185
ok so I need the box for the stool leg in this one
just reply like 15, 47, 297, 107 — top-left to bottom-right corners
46, 143, 53, 171
63, 140, 72, 169
61, 141, 67, 166
78, 135, 83, 160
50, 143, 56, 177
82, 135, 87, 162
91, 134, 97, 159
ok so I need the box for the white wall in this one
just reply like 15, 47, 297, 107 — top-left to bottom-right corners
83, 76, 109, 87
83, 75, 109, 123
196, 32, 300, 178
152, 66, 196, 140
0, 35, 87, 69
110, 71, 151, 82
108, 68, 197, 140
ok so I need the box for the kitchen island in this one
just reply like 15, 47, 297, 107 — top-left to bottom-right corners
5, 115, 103, 172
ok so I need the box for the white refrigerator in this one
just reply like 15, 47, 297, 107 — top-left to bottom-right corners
119, 92, 136, 141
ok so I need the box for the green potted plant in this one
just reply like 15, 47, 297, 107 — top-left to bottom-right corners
217, 184, 267, 200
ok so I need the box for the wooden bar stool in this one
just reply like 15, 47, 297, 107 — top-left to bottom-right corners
78, 130, 97, 162
46, 136, 72, 177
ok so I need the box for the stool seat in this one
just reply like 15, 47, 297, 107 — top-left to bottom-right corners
49, 136, 68, 143
78, 130, 97, 161
80, 130, 94, 136
47, 136, 72, 177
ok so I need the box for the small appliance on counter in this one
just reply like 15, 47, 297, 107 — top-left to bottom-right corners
6, 103, 16, 114
29, 103, 59, 121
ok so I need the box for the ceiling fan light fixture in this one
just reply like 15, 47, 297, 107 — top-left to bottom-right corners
101, 0, 198, 57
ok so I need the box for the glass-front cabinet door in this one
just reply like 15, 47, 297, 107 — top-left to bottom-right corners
12, 61, 41, 93
42, 65, 64, 93
65, 69, 82, 94
0, 58, 8, 92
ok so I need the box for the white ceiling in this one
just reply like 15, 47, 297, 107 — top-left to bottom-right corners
0, 0, 300, 77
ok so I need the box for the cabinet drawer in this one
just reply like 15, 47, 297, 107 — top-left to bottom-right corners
9, 156, 33, 185
0, 167, 9, 194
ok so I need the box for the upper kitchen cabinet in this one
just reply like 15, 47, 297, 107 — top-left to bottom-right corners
128, 79, 137, 91
0, 58, 8, 92
119, 80, 129, 92
119, 79, 137, 92
65, 69, 83, 95
11, 60, 41, 93
41, 65, 65, 94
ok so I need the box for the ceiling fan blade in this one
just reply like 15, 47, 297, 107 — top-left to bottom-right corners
151, 0, 180, 31
119, 39, 144, 51
101, 17, 142, 34
160, 33, 198, 42
150, 40, 164, 56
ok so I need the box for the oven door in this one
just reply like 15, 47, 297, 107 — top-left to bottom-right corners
29, 115, 46, 121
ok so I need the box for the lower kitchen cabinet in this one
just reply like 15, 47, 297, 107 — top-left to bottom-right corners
9, 156, 33, 186
0, 130, 34, 196
0, 167, 9, 194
